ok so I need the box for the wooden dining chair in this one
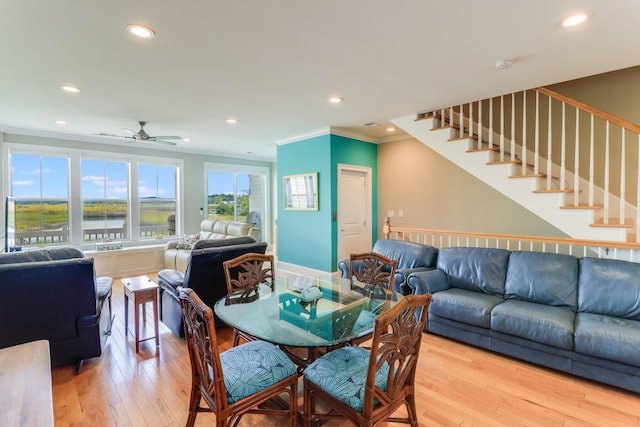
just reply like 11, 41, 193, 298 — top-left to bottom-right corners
302, 293, 432, 427
178, 287, 298, 427
223, 252, 274, 346
348, 252, 398, 293
347, 252, 398, 346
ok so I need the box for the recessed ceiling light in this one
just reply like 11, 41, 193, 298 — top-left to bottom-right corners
329, 96, 343, 104
182, 138, 191, 142
386, 127, 396, 132
127, 24, 156, 39
226, 118, 238, 124
55, 120, 67, 125
60, 85, 81, 93
562, 14, 588, 27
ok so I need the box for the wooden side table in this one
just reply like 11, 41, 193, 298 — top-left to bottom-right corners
122, 275, 160, 353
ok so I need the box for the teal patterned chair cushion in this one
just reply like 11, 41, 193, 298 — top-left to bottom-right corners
219, 340, 297, 403
303, 345, 389, 411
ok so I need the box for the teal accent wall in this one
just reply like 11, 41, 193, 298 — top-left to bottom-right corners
277, 133, 377, 272
277, 135, 333, 271
330, 135, 378, 270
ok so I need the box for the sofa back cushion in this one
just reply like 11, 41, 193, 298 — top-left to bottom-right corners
578, 257, 640, 320
437, 247, 510, 296
184, 241, 268, 308
372, 239, 438, 269
505, 251, 578, 310
226, 221, 253, 238
0, 258, 97, 347
0, 247, 85, 264
192, 236, 255, 250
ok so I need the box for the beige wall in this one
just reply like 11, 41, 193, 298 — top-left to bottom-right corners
549, 65, 640, 125
377, 137, 568, 238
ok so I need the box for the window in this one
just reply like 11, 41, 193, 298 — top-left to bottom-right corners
139, 163, 177, 238
5, 144, 182, 248
81, 159, 128, 242
10, 153, 69, 246
206, 164, 268, 241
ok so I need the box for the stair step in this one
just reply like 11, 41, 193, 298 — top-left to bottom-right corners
532, 189, 574, 194
560, 204, 603, 210
466, 148, 494, 153
487, 160, 521, 166
431, 125, 457, 132
509, 173, 546, 178
415, 113, 436, 121
448, 136, 476, 142
591, 218, 634, 229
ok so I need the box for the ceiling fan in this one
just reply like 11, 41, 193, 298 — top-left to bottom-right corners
98, 121, 182, 146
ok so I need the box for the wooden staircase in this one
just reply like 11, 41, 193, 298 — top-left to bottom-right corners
394, 95, 639, 242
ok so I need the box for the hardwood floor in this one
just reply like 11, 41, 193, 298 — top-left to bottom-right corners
52, 274, 640, 426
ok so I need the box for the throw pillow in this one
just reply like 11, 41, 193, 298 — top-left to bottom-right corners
175, 233, 200, 250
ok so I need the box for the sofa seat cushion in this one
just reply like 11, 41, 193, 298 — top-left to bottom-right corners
158, 269, 185, 298
430, 288, 504, 328
574, 312, 640, 367
491, 299, 575, 350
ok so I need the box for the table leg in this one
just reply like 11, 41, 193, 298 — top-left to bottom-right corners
134, 295, 140, 353
153, 294, 160, 348
124, 293, 129, 338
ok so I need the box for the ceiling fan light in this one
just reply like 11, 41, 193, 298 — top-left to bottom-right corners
127, 24, 155, 39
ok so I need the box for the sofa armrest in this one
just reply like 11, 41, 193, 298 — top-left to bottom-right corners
407, 269, 449, 295
165, 240, 179, 251
338, 259, 349, 278
158, 269, 185, 292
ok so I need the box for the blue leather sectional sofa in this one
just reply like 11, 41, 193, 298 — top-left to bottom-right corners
407, 246, 640, 394
0, 247, 113, 369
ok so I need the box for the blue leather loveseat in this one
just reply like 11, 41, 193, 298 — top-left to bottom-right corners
0, 247, 113, 369
407, 247, 640, 393
338, 239, 438, 295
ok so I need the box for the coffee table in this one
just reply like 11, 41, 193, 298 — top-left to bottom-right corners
122, 275, 160, 353
214, 276, 403, 367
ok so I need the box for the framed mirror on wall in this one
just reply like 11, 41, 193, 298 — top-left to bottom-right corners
283, 173, 318, 210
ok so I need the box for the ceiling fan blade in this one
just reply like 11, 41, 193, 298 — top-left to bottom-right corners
151, 135, 182, 140
152, 139, 178, 146
121, 128, 136, 134
95, 132, 120, 137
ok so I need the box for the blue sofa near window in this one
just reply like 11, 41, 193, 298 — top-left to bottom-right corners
407, 247, 640, 394
0, 247, 113, 369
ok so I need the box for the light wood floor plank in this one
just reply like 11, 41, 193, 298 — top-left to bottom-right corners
50, 273, 640, 426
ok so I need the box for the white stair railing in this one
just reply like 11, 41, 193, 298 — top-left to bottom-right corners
428, 87, 640, 242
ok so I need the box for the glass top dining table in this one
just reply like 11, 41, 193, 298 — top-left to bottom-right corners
214, 275, 404, 349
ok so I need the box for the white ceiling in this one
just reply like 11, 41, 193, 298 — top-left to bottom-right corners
1, 1, 639, 161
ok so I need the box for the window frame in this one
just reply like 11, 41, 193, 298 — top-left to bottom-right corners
3, 143, 184, 249
204, 162, 270, 242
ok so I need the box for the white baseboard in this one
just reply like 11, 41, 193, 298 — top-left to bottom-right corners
276, 260, 338, 277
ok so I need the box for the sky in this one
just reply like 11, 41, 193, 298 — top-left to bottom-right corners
207, 171, 249, 196
11, 154, 177, 199
11, 154, 251, 200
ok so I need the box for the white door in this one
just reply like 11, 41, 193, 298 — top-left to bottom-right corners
338, 164, 372, 262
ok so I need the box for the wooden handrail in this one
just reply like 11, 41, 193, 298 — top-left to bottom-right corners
383, 217, 640, 251
535, 87, 640, 134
